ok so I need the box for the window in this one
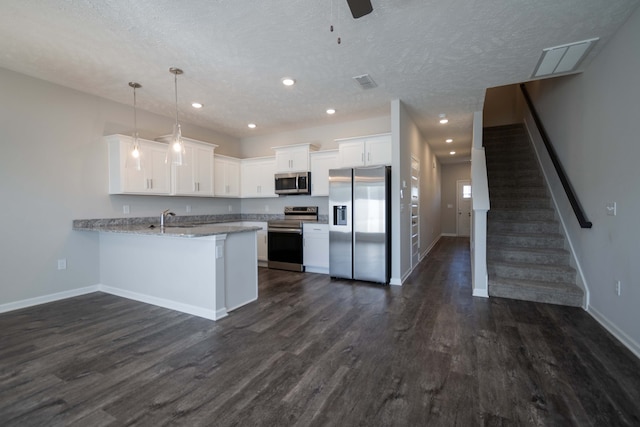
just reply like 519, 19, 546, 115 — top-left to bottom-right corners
462, 184, 472, 199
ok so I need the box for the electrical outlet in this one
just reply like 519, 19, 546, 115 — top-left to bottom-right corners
186, 205, 192, 213
606, 202, 617, 216
57, 259, 67, 270
123, 205, 130, 214
615, 280, 621, 296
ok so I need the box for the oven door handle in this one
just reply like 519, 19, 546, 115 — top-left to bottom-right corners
268, 228, 303, 234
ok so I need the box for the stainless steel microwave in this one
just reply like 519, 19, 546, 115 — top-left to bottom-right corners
274, 171, 311, 195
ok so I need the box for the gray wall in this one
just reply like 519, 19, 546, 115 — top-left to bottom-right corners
440, 162, 471, 235
0, 68, 241, 306
484, 84, 524, 127
525, 7, 640, 353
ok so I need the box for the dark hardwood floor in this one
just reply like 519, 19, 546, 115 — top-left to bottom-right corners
1, 237, 639, 426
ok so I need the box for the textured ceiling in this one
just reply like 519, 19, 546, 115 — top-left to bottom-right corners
0, 0, 637, 162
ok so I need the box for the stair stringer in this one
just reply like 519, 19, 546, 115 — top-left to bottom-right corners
523, 112, 589, 309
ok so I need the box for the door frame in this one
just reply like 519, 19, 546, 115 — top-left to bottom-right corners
456, 179, 472, 237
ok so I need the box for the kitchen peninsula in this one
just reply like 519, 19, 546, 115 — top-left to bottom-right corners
73, 218, 260, 321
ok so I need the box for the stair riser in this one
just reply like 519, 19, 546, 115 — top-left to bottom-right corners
488, 221, 559, 234
488, 250, 569, 265
488, 283, 583, 307
489, 177, 544, 187
488, 234, 564, 249
489, 210, 555, 221
489, 265, 575, 283
488, 169, 540, 179
489, 188, 547, 198
491, 199, 550, 209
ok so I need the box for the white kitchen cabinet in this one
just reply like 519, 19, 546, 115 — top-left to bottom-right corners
273, 143, 318, 172
303, 223, 329, 274
309, 150, 339, 197
172, 142, 215, 196
241, 157, 277, 198
107, 134, 171, 195
337, 133, 392, 168
214, 155, 241, 197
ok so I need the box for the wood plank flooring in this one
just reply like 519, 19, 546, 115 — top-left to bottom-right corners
1, 237, 639, 426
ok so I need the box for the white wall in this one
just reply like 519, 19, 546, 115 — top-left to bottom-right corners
0, 68, 242, 307
392, 100, 441, 283
441, 162, 471, 235
525, 7, 640, 355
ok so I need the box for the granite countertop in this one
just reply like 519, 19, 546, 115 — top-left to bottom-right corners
73, 222, 260, 238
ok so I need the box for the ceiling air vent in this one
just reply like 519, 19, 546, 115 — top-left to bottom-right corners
353, 74, 377, 90
532, 38, 599, 78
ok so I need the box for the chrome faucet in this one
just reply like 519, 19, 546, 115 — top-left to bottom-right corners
160, 209, 176, 228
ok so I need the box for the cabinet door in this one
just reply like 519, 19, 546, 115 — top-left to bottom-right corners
275, 146, 310, 172
257, 229, 268, 261
215, 157, 240, 197
365, 134, 392, 166
194, 145, 214, 196
173, 144, 197, 195
303, 224, 329, 271
145, 142, 171, 194
226, 159, 241, 196
310, 150, 339, 196
241, 158, 276, 198
338, 140, 365, 167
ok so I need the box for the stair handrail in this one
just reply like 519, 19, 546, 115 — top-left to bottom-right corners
519, 84, 592, 229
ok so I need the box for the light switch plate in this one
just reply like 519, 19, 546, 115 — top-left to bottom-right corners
606, 202, 616, 216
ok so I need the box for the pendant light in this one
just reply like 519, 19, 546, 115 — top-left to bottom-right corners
126, 82, 143, 171
166, 67, 186, 166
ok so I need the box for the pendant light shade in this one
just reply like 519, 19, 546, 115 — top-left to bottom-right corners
126, 82, 143, 171
166, 67, 186, 166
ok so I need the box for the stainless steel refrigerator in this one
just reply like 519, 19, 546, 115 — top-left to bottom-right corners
329, 166, 391, 284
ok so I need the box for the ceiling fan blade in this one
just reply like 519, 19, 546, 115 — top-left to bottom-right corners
346, 0, 373, 19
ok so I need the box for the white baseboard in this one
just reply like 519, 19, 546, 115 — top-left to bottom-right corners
420, 235, 442, 260
0, 285, 100, 314
389, 277, 402, 286
98, 285, 222, 321
305, 266, 329, 275
441, 233, 457, 237
588, 305, 640, 360
472, 288, 489, 298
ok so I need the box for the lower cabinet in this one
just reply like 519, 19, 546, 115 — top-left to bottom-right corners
303, 223, 329, 274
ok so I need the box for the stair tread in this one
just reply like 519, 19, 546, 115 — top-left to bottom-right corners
489, 231, 563, 238
487, 245, 569, 255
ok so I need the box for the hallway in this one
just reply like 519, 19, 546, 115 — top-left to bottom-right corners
1, 237, 639, 425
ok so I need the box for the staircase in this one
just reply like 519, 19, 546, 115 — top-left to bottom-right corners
484, 124, 583, 307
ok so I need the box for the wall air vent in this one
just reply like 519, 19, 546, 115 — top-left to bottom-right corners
353, 74, 377, 90
532, 38, 599, 78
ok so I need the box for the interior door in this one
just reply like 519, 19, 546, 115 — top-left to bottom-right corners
456, 180, 472, 237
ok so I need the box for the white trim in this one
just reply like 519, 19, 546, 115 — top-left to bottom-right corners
390, 276, 403, 286
440, 233, 457, 237
588, 305, 640, 360
304, 266, 329, 275
420, 235, 442, 260
0, 285, 100, 314
99, 285, 225, 321
226, 296, 258, 313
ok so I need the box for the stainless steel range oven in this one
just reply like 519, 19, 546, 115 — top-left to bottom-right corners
268, 206, 318, 272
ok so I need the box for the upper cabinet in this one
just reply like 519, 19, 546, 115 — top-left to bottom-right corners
241, 157, 276, 198
273, 143, 318, 172
156, 136, 217, 197
337, 133, 392, 168
107, 135, 171, 195
309, 150, 339, 197
214, 155, 241, 197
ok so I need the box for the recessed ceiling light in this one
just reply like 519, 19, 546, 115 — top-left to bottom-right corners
326, 108, 336, 115
439, 114, 448, 124
450, 151, 456, 155
248, 123, 257, 129
446, 138, 453, 143
282, 77, 295, 86
191, 102, 203, 109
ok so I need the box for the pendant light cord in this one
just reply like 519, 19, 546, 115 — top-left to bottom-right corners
174, 71, 179, 126
133, 85, 138, 133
